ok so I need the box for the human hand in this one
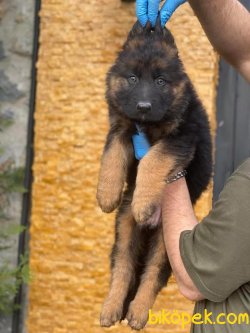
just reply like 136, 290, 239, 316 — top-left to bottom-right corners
136, 0, 187, 27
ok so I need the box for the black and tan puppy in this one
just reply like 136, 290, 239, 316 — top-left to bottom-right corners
97, 19, 212, 330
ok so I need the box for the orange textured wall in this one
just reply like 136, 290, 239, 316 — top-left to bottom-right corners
27, 1, 218, 332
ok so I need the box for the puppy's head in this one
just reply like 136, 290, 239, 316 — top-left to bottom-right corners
107, 19, 190, 123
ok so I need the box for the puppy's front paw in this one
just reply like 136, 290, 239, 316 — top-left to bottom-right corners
132, 197, 158, 225
126, 301, 149, 330
143, 206, 162, 227
132, 189, 162, 225
96, 183, 122, 213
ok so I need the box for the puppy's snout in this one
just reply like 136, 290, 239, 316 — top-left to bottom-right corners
136, 102, 152, 113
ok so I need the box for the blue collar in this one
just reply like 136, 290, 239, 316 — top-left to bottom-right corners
132, 123, 151, 160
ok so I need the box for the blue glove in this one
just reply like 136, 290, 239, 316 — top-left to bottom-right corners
136, 0, 149, 27
160, 0, 187, 26
136, 0, 187, 27
132, 129, 151, 160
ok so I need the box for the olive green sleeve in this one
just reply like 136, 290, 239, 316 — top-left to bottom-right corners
180, 158, 250, 302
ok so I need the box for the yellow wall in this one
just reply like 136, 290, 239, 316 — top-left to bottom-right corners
27, 1, 218, 332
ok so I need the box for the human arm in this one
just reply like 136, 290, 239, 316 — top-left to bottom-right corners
162, 159, 250, 302
189, 0, 250, 82
162, 178, 204, 301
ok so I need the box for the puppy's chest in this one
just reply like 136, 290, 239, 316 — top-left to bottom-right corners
144, 122, 178, 144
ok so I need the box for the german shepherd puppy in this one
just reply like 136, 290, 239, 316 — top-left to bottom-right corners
97, 19, 212, 330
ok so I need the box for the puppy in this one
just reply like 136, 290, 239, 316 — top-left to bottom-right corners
97, 19, 212, 330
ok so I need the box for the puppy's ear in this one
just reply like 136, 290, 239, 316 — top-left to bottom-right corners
127, 20, 144, 40
127, 20, 151, 40
154, 16, 176, 49
163, 27, 176, 46
154, 15, 163, 34
144, 21, 152, 34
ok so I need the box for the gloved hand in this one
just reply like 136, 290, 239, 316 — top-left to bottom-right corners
136, 0, 187, 27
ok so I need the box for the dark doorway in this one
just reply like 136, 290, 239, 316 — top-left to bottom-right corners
213, 0, 250, 201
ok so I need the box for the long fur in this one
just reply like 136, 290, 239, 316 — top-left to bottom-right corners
97, 19, 212, 330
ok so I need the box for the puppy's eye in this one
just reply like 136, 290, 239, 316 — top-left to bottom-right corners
155, 77, 166, 86
128, 75, 138, 84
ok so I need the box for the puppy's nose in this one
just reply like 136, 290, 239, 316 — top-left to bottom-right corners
136, 102, 152, 113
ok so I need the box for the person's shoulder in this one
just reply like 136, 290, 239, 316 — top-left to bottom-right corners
223, 158, 250, 200
233, 158, 250, 180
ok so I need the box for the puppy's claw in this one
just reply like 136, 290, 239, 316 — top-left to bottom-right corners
100, 317, 113, 327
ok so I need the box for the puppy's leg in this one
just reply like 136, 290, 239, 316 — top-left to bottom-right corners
132, 138, 195, 225
132, 141, 177, 224
100, 206, 136, 327
126, 228, 171, 330
97, 133, 133, 213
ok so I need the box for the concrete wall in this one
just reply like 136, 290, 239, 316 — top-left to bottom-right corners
27, 1, 218, 332
0, 0, 34, 332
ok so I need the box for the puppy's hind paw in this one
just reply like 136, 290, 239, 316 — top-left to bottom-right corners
126, 301, 149, 330
100, 301, 123, 327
